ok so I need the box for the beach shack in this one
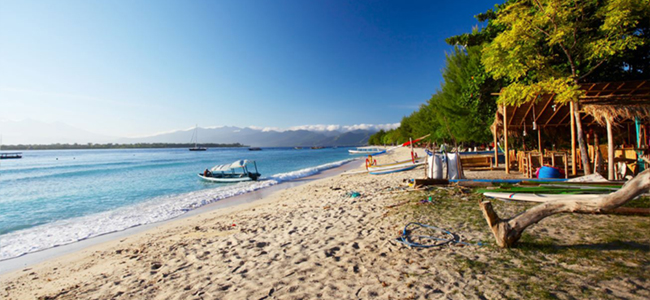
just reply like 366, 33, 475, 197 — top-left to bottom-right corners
491, 80, 650, 180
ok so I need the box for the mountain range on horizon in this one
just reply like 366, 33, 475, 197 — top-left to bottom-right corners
0, 120, 385, 147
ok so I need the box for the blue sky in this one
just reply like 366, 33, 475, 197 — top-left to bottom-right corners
0, 0, 498, 138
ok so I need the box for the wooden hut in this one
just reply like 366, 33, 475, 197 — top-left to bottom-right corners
493, 80, 650, 179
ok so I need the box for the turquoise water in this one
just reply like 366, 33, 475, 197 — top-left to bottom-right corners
0, 147, 355, 259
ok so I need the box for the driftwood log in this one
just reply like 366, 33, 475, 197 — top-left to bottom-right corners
480, 168, 650, 248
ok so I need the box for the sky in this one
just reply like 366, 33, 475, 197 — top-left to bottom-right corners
0, 0, 498, 138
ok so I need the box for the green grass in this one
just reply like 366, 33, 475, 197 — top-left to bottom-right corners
384, 186, 650, 299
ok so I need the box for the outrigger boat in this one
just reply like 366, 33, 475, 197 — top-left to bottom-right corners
365, 136, 425, 175
366, 157, 425, 175
198, 160, 261, 182
348, 146, 384, 155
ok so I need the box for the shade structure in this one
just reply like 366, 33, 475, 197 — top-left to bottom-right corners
491, 80, 650, 175
211, 160, 251, 172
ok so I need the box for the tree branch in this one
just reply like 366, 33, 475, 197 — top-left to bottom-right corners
480, 168, 650, 248
578, 59, 607, 81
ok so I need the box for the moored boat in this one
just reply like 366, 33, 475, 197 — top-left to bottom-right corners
198, 160, 261, 182
348, 146, 384, 155
0, 152, 22, 159
367, 158, 425, 175
189, 125, 207, 151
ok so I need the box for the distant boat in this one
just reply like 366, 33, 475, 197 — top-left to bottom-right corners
348, 146, 384, 155
198, 160, 261, 182
0, 152, 22, 159
310, 146, 324, 149
189, 125, 207, 151
248, 147, 262, 151
294, 147, 303, 150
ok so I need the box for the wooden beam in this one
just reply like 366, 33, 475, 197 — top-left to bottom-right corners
535, 94, 554, 121
509, 105, 518, 127
595, 83, 611, 97
607, 118, 614, 180
570, 102, 577, 175
518, 94, 539, 126
538, 127, 543, 154
627, 81, 647, 95
544, 102, 564, 126
503, 105, 510, 174
494, 126, 499, 168
558, 110, 572, 125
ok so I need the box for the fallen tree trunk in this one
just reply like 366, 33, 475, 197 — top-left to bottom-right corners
480, 168, 650, 248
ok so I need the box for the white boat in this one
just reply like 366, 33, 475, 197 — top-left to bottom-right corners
483, 192, 602, 202
348, 146, 384, 155
198, 160, 261, 182
189, 125, 207, 151
367, 158, 425, 175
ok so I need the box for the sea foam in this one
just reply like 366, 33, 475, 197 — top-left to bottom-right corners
0, 158, 354, 260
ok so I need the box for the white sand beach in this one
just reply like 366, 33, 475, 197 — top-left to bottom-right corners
2, 148, 649, 299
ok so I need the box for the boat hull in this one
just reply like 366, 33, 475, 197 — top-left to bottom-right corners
367, 159, 425, 175
198, 174, 255, 183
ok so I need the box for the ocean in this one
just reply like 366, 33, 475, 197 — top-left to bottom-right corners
0, 147, 356, 260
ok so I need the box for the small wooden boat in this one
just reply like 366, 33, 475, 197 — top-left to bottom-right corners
248, 147, 262, 151
366, 136, 425, 175
198, 160, 261, 182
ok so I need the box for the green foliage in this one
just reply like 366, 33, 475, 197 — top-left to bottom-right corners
482, 0, 650, 105
437, 46, 498, 142
367, 129, 385, 145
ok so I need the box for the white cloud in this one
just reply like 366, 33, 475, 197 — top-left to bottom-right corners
248, 123, 400, 133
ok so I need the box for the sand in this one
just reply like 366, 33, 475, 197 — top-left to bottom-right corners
2, 148, 649, 299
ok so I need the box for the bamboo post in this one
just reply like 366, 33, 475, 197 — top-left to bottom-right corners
493, 128, 499, 168
570, 102, 577, 175
503, 105, 510, 174
538, 127, 542, 154
607, 118, 615, 181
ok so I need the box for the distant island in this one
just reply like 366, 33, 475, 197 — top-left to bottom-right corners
0, 143, 247, 150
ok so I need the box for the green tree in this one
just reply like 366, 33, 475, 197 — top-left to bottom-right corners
482, 0, 650, 173
368, 129, 386, 145
437, 46, 499, 143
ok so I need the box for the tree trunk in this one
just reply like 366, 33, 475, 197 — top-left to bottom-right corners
574, 102, 591, 175
480, 167, 650, 248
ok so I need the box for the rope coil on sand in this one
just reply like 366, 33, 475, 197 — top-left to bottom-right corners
396, 222, 482, 248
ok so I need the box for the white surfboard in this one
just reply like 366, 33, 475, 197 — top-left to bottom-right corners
483, 192, 603, 202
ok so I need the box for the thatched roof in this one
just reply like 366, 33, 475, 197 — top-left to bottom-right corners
493, 80, 650, 133
583, 105, 650, 126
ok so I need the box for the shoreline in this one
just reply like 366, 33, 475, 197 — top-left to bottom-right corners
0, 158, 363, 275
3, 147, 649, 299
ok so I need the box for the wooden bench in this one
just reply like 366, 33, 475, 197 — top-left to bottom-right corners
460, 155, 493, 170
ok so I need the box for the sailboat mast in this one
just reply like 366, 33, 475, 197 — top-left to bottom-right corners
195, 124, 198, 148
